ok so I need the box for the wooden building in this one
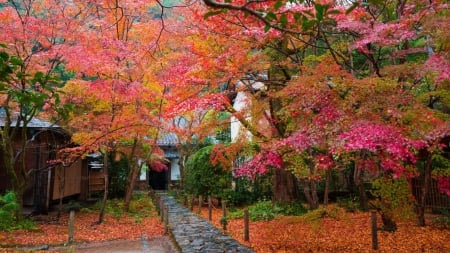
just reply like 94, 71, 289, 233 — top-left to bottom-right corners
0, 111, 81, 212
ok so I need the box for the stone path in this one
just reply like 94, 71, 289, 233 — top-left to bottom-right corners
159, 194, 255, 253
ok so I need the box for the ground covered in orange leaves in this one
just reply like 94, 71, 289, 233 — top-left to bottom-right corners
0, 210, 164, 249
199, 206, 450, 253
1, 202, 448, 253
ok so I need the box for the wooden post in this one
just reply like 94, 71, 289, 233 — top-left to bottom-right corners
160, 199, 164, 222
221, 201, 227, 231
208, 197, 212, 221
371, 210, 378, 250
68, 210, 75, 244
198, 195, 203, 214
164, 205, 169, 235
244, 209, 249, 242
190, 195, 195, 211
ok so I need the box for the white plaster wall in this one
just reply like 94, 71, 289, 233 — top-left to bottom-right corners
170, 158, 180, 180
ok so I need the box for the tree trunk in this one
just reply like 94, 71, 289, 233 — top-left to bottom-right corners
123, 139, 140, 212
354, 163, 368, 210
417, 153, 432, 226
272, 169, 300, 203
97, 151, 109, 224
302, 180, 319, 209
123, 162, 141, 212
323, 168, 332, 207
380, 211, 397, 232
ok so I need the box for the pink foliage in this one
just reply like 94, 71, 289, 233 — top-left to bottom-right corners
437, 177, 450, 196
234, 151, 283, 179
425, 54, 450, 83
165, 93, 227, 117
150, 160, 168, 172
275, 129, 314, 153
316, 153, 334, 170
338, 20, 416, 52
336, 121, 426, 175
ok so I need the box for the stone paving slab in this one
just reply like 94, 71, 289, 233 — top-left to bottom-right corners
159, 195, 255, 253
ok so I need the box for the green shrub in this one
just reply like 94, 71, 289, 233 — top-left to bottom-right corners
370, 176, 416, 222
184, 145, 231, 199
228, 200, 307, 221
0, 191, 18, 231
225, 176, 272, 207
336, 196, 361, 212
277, 202, 308, 216
0, 191, 35, 231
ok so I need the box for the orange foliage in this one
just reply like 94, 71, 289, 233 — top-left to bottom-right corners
200, 207, 450, 253
0, 211, 163, 248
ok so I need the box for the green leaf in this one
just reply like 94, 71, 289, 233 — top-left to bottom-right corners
301, 16, 314, 31
264, 24, 271, 32
265, 12, 277, 22
345, 2, 359, 15
10, 57, 23, 67
280, 13, 288, 27
33, 71, 44, 80
204, 10, 223, 20
327, 9, 341, 15
274, 1, 283, 11
293, 13, 302, 21
314, 3, 324, 22
0, 51, 9, 61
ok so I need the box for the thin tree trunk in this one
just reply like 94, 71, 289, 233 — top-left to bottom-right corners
123, 139, 140, 212
323, 168, 332, 207
97, 151, 109, 224
417, 153, 432, 226
302, 180, 319, 210
354, 162, 368, 210
302, 180, 314, 208
380, 211, 397, 232
123, 163, 141, 212
311, 180, 319, 209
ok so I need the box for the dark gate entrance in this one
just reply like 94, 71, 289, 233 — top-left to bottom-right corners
149, 169, 168, 190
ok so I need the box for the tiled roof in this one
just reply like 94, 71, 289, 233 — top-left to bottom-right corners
0, 112, 60, 128
157, 133, 179, 146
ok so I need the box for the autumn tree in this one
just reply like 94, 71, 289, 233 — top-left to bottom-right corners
0, 0, 76, 218
60, 0, 173, 219
175, 0, 450, 215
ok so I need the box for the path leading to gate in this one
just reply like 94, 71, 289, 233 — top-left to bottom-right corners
159, 193, 255, 253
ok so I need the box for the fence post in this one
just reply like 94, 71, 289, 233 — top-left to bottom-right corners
68, 210, 75, 244
208, 197, 212, 221
221, 201, 227, 231
183, 195, 188, 207
160, 199, 164, 222
164, 205, 169, 235
371, 210, 378, 250
198, 195, 203, 214
244, 209, 249, 242
190, 194, 195, 211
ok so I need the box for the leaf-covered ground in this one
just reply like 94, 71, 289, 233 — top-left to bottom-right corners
0, 210, 164, 251
199, 206, 450, 253
1, 203, 448, 253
